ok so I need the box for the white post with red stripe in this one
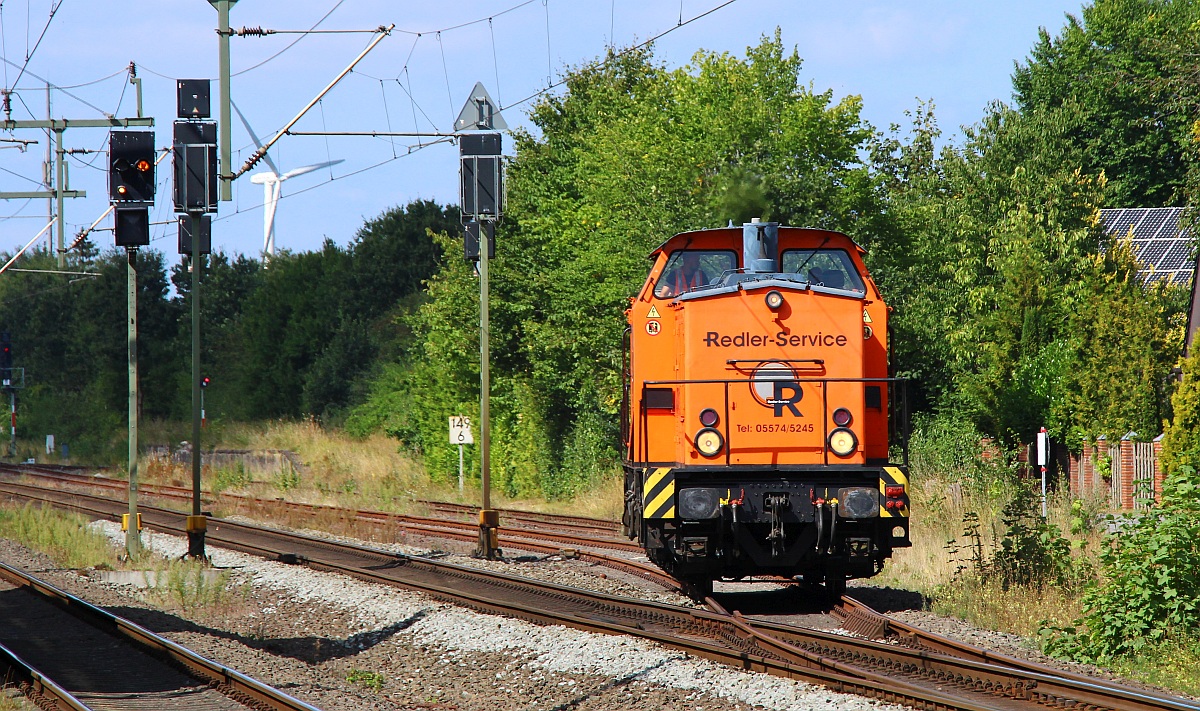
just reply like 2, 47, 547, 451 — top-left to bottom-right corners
1037, 427, 1049, 518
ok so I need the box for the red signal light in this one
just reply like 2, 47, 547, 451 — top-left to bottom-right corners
135, 159, 152, 172
699, 408, 719, 427
885, 486, 905, 498
832, 407, 852, 427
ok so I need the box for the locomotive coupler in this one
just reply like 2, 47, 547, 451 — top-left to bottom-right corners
764, 492, 790, 558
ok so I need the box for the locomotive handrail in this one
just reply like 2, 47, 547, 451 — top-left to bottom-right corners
641, 377, 904, 385
724, 358, 825, 366
637, 377, 910, 468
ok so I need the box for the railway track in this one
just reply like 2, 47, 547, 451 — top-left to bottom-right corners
0, 558, 320, 711
1, 479, 1196, 711
0, 463, 677, 591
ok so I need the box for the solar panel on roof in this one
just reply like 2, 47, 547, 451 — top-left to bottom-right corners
1140, 241, 1171, 266
1105, 210, 1140, 238
1159, 244, 1194, 271
1099, 207, 1195, 288
1138, 211, 1169, 236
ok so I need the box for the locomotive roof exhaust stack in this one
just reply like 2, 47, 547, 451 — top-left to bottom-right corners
743, 218, 779, 274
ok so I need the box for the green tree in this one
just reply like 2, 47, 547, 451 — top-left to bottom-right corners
1012, 0, 1200, 207
384, 33, 887, 492
1162, 350, 1200, 472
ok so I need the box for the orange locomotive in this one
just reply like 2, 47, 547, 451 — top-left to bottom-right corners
621, 220, 911, 597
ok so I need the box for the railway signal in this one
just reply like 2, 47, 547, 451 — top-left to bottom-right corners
173, 79, 218, 561
107, 129, 156, 559
457, 83, 506, 560
108, 130, 156, 205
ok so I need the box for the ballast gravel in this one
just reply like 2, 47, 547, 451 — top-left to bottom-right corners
0, 521, 909, 711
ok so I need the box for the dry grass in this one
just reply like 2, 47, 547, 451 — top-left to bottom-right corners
138, 420, 624, 521
873, 469, 1109, 639
0, 502, 122, 570
0, 501, 248, 614
0, 688, 33, 711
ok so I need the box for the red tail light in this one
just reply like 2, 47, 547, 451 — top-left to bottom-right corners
885, 486, 905, 498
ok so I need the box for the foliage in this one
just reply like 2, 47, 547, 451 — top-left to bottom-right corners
944, 484, 1079, 594
873, 92, 1184, 448
1044, 466, 1200, 661
0, 200, 452, 461
346, 669, 385, 692
1054, 240, 1184, 443
0, 249, 180, 459
145, 558, 239, 612
384, 33, 885, 487
907, 412, 1010, 496
1012, 0, 1200, 207
1161, 350, 1200, 473
990, 484, 1077, 591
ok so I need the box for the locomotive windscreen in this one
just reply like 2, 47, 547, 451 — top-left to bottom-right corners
654, 250, 737, 298
781, 249, 865, 293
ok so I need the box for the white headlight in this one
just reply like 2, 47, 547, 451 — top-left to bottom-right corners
828, 427, 858, 457
694, 427, 724, 457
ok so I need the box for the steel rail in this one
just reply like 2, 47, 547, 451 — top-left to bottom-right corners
0, 464, 630, 546
831, 597, 1198, 711
416, 498, 622, 535
0, 559, 323, 711
0, 465, 672, 589
2, 483, 1194, 711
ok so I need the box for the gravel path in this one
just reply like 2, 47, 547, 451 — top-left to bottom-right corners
0, 523, 910, 711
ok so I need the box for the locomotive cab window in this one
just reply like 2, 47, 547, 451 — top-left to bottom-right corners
781, 249, 866, 293
654, 250, 737, 298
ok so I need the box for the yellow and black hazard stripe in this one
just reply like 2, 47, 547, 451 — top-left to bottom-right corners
642, 467, 675, 519
879, 466, 909, 517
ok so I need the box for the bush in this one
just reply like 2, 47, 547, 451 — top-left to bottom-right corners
990, 484, 1076, 591
909, 412, 1013, 497
1052, 466, 1200, 660
1162, 351, 1200, 473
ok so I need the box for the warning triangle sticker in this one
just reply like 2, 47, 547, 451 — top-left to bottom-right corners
647, 305, 661, 318
863, 309, 873, 323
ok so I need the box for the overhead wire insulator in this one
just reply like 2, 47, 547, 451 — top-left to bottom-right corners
234, 26, 273, 37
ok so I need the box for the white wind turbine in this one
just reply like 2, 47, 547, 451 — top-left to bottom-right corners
233, 101, 343, 262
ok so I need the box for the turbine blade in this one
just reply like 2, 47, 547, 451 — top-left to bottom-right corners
231, 99, 280, 177
279, 159, 344, 181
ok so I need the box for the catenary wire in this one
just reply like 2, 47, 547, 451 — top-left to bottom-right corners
436, 31, 454, 124
500, 0, 740, 113
210, 137, 450, 225
11, 65, 125, 90
379, 79, 397, 157
1, 2, 9, 88
393, 0, 537, 37
7, 0, 64, 92
489, 17, 502, 106
543, 0, 552, 87
231, 0, 346, 77
0, 55, 113, 117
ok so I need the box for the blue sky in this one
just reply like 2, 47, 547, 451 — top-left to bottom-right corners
0, 1, 1085, 258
